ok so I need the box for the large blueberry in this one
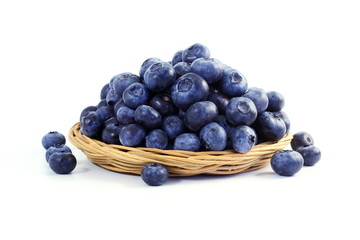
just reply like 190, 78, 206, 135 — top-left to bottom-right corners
42, 131, 66, 149
273, 111, 290, 134
150, 94, 177, 117
218, 68, 248, 97
173, 133, 201, 151
171, 73, 209, 111
230, 125, 257, 153
184, 101, 218, 132
119, 124, 146, 147
199, 122, 227, 151
145, 129, 169, 150
190, 58, 224, 85
100, 83, 110, 100
226, 97, 257, 126
267, 91, 285, 112
96, 106, 115, 122
161, 115, 185, 141
182, 43, 210, 63
271, 150, 304, 176
80, 106, 97, 121
255, 111, 286, 141
122, 82, 150, 109
296, 145, 321, 166
101, 123, 122, 144
141, 163, 169, 186
144, 61, 176, 92
134, 105, 162, 130
174, 62, 191, 77
171, 50, 183, 65
48, 152, 77, 174
242, 87, 269, 114
139, 57, 161, 79
45, 144, 72, 162
207, 88, 229, 114
116, 106, 135, 125
110, 72, 141, 96
80, 111, 103, 138
291, 132, 314, 151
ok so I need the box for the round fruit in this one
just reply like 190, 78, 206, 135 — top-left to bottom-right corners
291, 131, 314, 151
271, 150, 304, 176
296, 145, 321, 166
42, 131, 66, 150
230, 125, 257, 153
141, 163, 169, 186
48, 152, 77, 174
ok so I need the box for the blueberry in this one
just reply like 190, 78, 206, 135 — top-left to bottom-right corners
145, 129, 169, 150
190, 58, 224, 84
116, 106, 135, 125
100, 83, 110, 100
144, 61, 176, 92
97, 99, 108, 108
106, 88, 121, 107
182, 43, 210, 63
214, 115, 233, 137
96, 106, 115, 122
296, 145, 321, 166
110, 72, 141, 96
42, 131, 66, 149
174, 133, 201, 151
174, 62, 191, 77
291, 132, 314, 151
273, 111, 290, 133
271, 150, 304, 176
150, 94, 177, 117
139, 57, 161, 79
141, 163, 169, 186
266, 91, 285, 112
226, 97, 257, 126
134, 105, 162, 130
199, 122, 227, 151
114, 98, 126, 114
122, 82, 150, 109
230, 125, 257, 153
104, 117, 119, 127
45, 144, 72, 162
48, 152, 77, 174
80, 106, 97, 121
119, 124, 146, 147
218, 68, 248, 97
207, 88, 229, 114
255, 111, 286, 141
171, 50, 183, 65
80, 111, 103, 138
171, 73, 209, 111
184, 101, 218, 132
101, 123, 122, 144
242, 87, 269, 114
161, 115, 185, 141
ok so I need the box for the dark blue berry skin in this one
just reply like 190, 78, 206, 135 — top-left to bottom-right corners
80, 106, 97, 121
273, 111, 290, 134
150, 94, 177, 117
174, 133, 201, 151
119, 124, 146, 147
271, 150, 304, 176
134, 105, 162, 130
171, 73, 209, 111
116, 106, 135, 125
199, 122, 227, 151
48, 152, 77, 174
184, 101, 218, 132
80, 111, 103, 138
104, 117, 119, 127
100, 83, 110, 100
114, 98, 126, 114
296, 145, 321, 166
106, 88, 121, 107
97, 99, 108, 108
139, 57, 161, 79
214, 115, 233, 137
242, 87, 269, 114
144, 61, 176, 92
230, 125, 257, 153
145, 129, 169, 150
42, 131, 66, 150
174, 62, 191, 77
255, 111, 286, 141
101, 123, 122, 144
182, 43, 210, 63
110, 72, 141, 96
218, 68, 248, 97
45, 144, 72, 162
207, 88, 229, 114
291, 132, 314, 151
161, 115, 185, 141
266, 91, 285, 112
171, 50, 183, 65
96, 106, 115, 122
190, 58, 224, 85
141, 163, 169, 186
226, 97, 257, 126
122, 83, 150, 109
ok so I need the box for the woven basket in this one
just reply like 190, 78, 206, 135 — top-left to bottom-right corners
69, 122, 292, 177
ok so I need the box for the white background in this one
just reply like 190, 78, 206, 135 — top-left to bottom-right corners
1, 0, 359, 239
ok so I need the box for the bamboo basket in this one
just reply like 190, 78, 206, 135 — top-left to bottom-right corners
69, 122, 292, 177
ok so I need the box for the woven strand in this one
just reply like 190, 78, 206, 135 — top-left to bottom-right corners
69, 122, 292, 176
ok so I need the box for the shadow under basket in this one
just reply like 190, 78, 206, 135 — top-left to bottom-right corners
69, 122, 292, 177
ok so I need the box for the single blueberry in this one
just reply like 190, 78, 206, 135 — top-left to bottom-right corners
182, 43, 210, 63
80, 106, 97, 121
230, 125, 257, 153
199, 122, 227, 151
116, 106, 135, 125
145, 129, 169, 150
173, 133, 201, 151
207, 88, 229, 114
296, 145, 321, 166
226, 97, 257, 126
101, 123, 122, 144
144, 61, 176, 92
242, 87, 269, 114
218, 68, 248, 97
48, 152, 77, 174
80, 111, 103, 138
267, 91, 285, 112
45, 144, 72, 162
139, 57, 161, 79
162, 115, 185, 141
122, 82, 150, 109
119, 124, 146, 147
141, 163, 169, 186
96, 106, 115, 122
184, 101, 218, 132
150, 94, 177, 117
100, 83, 110, 100
190, 58, 224, 85
171, 50, 183, 65
273, 111, 291, 133
106, 88, 121, 107
271, 150, 304, 176
134, 105, 162, 130
254, 111, 286, 141
171, 73, 209, 111
174, 62, 191, 77
42, 131, 66, 150
291, 132, 314, 151
110, 72, 141, 97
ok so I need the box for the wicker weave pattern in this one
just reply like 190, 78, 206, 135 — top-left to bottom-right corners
69, 122, 292, 176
